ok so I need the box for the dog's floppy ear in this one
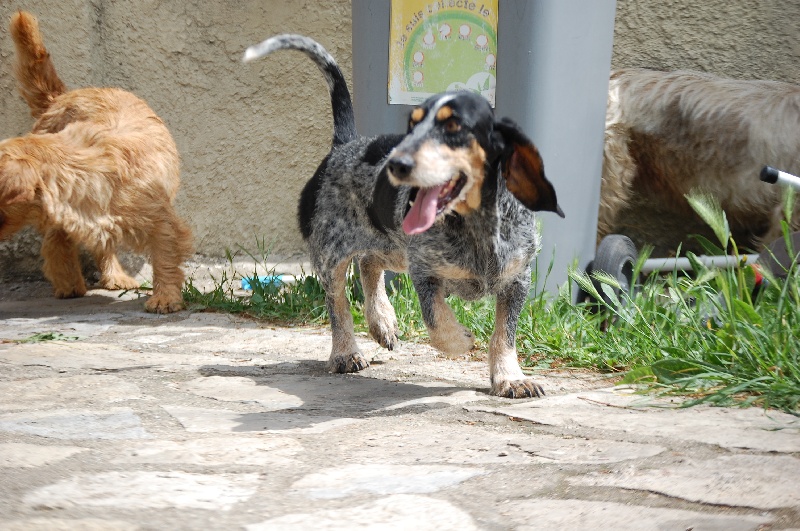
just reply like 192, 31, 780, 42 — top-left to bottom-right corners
493, 118, 564, 217
0, 156, 38, 205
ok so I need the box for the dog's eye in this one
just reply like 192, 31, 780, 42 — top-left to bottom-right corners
444, 118, 461, 133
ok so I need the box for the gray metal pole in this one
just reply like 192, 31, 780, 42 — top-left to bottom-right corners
496, 1, 616, 293
352, 0, 409, 136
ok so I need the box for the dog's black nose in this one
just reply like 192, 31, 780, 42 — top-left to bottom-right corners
387, 154, 415, 181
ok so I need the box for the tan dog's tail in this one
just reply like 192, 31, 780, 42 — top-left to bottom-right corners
9, 11, 67, 119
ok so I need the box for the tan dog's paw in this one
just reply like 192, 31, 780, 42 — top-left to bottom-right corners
329, 352, 370, 373
491, 378, 545, 399
369, 319, 399, 350
54, 285, 88, 299
144, 295, 185, 314
100, 274, 140, 291
431, 324, 475, 357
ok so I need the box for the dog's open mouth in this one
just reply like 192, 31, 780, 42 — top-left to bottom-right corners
402, 172, 468, 235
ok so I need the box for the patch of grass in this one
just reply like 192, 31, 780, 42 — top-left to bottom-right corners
184, 244, 328, 323
561, 192, 800, 413
183, 194, 800, 414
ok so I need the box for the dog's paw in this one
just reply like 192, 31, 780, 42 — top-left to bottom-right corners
491, 378, 545, 399
329, 352, 370, 373
100, 274, 140, 291
144, 295, 185, 314
368, 320, 399, 350
431, 324, 475, 357
54, 284, 87, 299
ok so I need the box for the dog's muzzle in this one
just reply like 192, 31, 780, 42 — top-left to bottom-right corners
386, 154, 414, 183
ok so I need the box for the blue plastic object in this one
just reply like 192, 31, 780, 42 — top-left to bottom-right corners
240, 275, 293, 290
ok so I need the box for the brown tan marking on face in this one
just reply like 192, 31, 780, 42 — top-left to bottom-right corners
410, 107, 425, 127
435, 105, 453, 122
452, 140, 486, 215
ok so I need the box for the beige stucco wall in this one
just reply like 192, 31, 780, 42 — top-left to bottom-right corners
612, 1, 799, 82
1, 0, 798, 279
0, 0, 351, 278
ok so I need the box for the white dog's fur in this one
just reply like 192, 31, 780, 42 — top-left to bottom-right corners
600, 68, 800, 247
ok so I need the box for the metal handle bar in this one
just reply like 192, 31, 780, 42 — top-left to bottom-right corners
761, 166, 800, 190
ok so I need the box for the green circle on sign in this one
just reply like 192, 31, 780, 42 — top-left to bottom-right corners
403, 10, 497, 96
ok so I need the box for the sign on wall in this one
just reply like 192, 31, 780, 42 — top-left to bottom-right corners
388, 0, 499, 106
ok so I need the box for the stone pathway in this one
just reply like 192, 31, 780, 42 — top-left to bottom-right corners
0, 281, 798, 530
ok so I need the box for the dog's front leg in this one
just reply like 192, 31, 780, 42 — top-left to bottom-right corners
92, 249, 139, 291
323, 258, 369, 373
358, 254, 399, 350
41, 228, 87, 298
413, 274, 475, 357
490, 277, 544, 398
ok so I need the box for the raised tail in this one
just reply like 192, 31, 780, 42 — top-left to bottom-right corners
9, 11, 67, 119
243, 34, 357, 147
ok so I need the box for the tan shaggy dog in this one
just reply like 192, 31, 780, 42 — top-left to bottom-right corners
600, 68, 800, 248
0, 11, 192, 313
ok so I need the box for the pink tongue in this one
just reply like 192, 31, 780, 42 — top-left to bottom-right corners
402, 185, 445, 235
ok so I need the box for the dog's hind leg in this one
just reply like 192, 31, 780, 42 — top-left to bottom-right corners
41, 228, 87, 298
358, 254, 399, 350
92, 249, 139, 290
322, 257, 370, 373
144, 209, 192, 314
413, 274, 475, 357
489, 276, 544, 398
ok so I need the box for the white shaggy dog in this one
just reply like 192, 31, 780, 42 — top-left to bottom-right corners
599, 68, 800, 248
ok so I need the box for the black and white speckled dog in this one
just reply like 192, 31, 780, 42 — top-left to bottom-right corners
244, 35, 563, 398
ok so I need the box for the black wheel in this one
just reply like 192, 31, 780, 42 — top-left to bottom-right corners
591, 234, 638, 306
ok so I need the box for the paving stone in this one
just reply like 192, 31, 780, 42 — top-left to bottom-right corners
0, 313, 120, 340
245, 494, 478, 530
346, 423, 664, 465
0, 408, 150, 440
178, 376, 305, 409
291, 464, 484, 499
0, 342, 233, 371
508, 434, 665, 464
113, 436, 301, 466
504, 499, 770, 530
0, 375, 142, 411
23, 471, 261, 510
0, 442, 87, 468
162, 405, 362, 434
471, 388, 800, 452
379, 388, 484, 410
572, 454, 800, 509
0, 518, 139, 530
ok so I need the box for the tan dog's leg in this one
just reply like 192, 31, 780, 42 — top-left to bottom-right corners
358, 254, 399, 350
414, 275, 475, 356
489, 278, 544, 398
323, 258, 369, 373
144, 209, 192, 314
92, 249, 139, 290
41, 228, 87, 298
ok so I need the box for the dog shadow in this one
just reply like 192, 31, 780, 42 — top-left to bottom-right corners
196, 363, 480, 432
